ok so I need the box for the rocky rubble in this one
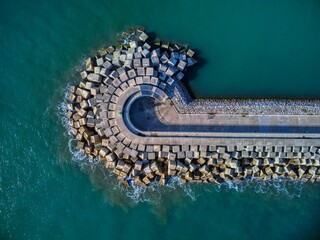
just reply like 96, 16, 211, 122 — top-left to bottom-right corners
65, 28, 320, 187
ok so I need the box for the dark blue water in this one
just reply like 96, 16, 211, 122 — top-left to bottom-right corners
1, 0, 320, 239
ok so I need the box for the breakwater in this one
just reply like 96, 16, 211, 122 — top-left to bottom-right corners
66, 28, 320, 187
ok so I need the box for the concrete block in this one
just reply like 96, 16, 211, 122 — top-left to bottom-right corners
137, 144, 146, 152
177, 151, 186, 159
127, 69, 137, 78
151, 56, 159, 66
185, 151, 194, 159
177, 60, 186, 70
134, 52, 142, 59
148, 152, 156, 160
119, 73, 129, 82
197, 158, 206, 165
168, 57, 177, 67
146, 67, 154, 76
85, 58, 95, 71
168, 152, 176, 160
150, 77, 159, 86
124, 59, 132, 69
172, 145, 180, 153
217, 147, 226, 153
187, 49, 195, 57
162, 145, 170, 152
165, 67, 175, 76
189, 163, 198, 172
130, 41, 138, 48
158, 64, 168, 73
127, 79, 136, 87
133, 58, 141, 68
139, 32, 148, 41
120, 82, 129, 91
142, 58, 150, 67
137, 67, 145, 76
187, 58, 196, 66
142, 76, 151, 84
141, 49, 150, 58
166, 77, 174, 85
87, 73, 102, 83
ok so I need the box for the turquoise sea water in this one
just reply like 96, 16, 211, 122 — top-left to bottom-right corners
1, 0, 320, 239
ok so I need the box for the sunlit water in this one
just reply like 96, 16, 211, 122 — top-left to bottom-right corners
1, 0, 320, 239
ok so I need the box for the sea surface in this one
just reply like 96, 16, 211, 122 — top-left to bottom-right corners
1, 0, 320, 239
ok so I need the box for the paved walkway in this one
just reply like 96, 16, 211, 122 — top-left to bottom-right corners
116, 92, 320, 146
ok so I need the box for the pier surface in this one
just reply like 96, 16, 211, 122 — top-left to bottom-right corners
128, 97, 320, 144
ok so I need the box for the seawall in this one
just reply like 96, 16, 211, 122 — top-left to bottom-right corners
65, 28, 320, 187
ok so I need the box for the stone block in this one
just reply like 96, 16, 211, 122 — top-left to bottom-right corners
185, 151, 194, 159
284, 146, 292, 152
241, 151, 249, 158
207, 158, 217, 166
87, 73, 102, 83
114, 88, 124, 97
124, 59, 132, 69
301, 146, 309, 153
197, 158, 206, 165
139, 32, 148, 42
222, 153, 231, 160
162, 145, 170, 152
107, 111, 115, 119
177, 151, 186, 159
176, 72, 184, 81
105, 53, 113, 61
85, 58, 95, 71
187, 57, 196, 66
229, 160, 239, 169
137, 144, 146, 152
189, 163, 198, 172
141, 49, 150, 58
133, 58, 141, 68
127, 69, 137, 78
166, 77, 174, 85
165, 67, 175, 76
130, 41, 138, 48
153, 145, 161, 152
148, 152, 156, 160
172, 145, 180, 153
151, 56, 159, 66
134, 160, 143, 171
150, 77, 159, 86
177, 60, 186, 71
120, 82, 129, 91
199, 165, 209, 174
310, 146, 318, 153
137, 67, 145, 76
106, 153, 116, 162
119, 72, 128, 82
184, 158, 192, 165
217, 147, 226, 153
158, 63, 168, 73
186, 49, 195, 57
127, 79, 136, 87
146, 67, 154, 76
142, 76, 151, 84
168, 152, 176, 160
246, 145, 254, 151
142, 58, 150, 67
